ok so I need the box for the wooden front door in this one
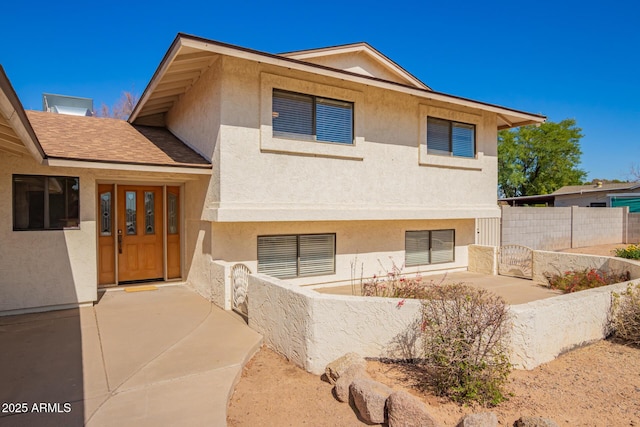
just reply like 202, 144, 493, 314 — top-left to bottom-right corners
117, 186, 164, 282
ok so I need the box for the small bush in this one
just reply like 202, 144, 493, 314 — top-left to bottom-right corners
614, 244, 640, 260
361, 263, 434, 299
419, 283, 511, 406
545, 268, 630, 293
612, 283, 640, 347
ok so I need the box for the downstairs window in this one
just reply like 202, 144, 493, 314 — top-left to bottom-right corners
405, 229, 454, 266
257, 233, 336, 278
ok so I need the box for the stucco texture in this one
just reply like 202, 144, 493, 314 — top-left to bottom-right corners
165, 55, 501, 224
0, 152, 206, 314
248, 251, 640, 374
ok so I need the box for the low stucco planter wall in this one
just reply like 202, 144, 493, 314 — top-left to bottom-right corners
248, 260, 640, 374
248, 274, 421, 374
509, 281, 632, 369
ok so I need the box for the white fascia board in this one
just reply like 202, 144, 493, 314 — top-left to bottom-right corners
44, 158, 212, 175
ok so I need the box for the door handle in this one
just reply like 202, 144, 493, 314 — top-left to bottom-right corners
118, 229, 123, 254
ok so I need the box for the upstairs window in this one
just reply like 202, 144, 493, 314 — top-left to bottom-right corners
272, 89, 353, 144
258, 233, 336, 278
13, 175, 80, 230
405, 229, 455, 266
427, 117, 475, 158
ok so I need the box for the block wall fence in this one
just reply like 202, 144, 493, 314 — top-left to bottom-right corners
500, 206, 636, 250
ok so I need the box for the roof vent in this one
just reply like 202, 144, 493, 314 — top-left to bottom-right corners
42, 93, 93, 116
596, 181, 603, 188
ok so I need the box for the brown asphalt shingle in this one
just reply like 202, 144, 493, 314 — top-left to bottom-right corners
26, 110, 210, 168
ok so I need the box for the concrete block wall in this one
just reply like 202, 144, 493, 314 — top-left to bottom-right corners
501, 206, 628, 250
571, 206, 625, 247
629, 213, 640, 243
501, 207, 572, 250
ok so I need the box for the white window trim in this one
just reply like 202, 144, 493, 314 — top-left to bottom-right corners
260, 72, 365, 160
419, 105, 483, 171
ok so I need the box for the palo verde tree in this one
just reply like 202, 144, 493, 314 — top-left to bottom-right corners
498, 119, 587, 198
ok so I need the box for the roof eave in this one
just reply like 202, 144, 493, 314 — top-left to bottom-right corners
44, 156, 212, 175
132, 33, 546, 126
0, 65, 46, 162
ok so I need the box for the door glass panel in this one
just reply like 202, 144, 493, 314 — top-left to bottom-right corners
125, 191, 136, 235
168, 193, 178, 234
144, 191, 155, 235
100, 192, 112, 236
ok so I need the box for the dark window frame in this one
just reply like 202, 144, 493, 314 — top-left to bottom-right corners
272, 89, 354, 145
257, 233, 336, 279
427, 116, 476, 158
12, 174, 80, 231
405, 229, 455, 267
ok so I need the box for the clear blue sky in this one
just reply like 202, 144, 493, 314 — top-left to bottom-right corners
2, 0, 638, 181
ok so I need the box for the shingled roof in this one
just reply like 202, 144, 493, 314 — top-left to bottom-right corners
26, 110, 210, 169
552, 182, 640, 195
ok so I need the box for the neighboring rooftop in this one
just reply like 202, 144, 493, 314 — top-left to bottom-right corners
26, 110, 210, 169
551, 182, 640, 195
500, 182, 640, 206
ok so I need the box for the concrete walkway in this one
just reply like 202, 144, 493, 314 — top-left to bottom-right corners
0, 285, 262, 427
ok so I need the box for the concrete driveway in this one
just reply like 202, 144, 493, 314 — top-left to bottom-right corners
0, 285, 262, 427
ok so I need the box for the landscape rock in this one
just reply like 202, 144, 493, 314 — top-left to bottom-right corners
350, 377, 393, 424
387, 390, 441, 427
334, 363, 368, 403
513, 416, 559, 427
456, 412, 498, 427
325, 352, 366, 385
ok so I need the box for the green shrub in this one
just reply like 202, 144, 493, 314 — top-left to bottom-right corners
614, 244, 640, 260
419, 283, 511, 406
612, 283, 640, 347
545, 268, 630, 293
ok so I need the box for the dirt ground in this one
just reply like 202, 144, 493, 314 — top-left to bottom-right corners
228, 341, 640, 426
559, 243, 625, 257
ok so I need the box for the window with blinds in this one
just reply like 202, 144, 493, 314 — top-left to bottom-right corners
405, 229, 454, 266
257, 233, 336, 278
427, 117, 475, 158
272, 90, 353, 144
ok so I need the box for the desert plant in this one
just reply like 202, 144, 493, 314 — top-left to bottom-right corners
419, 283, 511, 406
612, 283, 640, 347
614, 244, 640, 260
545, 268, 630, 293
361, 261, 436, 299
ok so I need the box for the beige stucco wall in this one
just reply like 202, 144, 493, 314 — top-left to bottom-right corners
467, 244, 498, 275
0, 154, 97, 313
166, 55, 501, 223
210, 218, 474, 289
0, 151, 208, 314
292, 51, 412, 85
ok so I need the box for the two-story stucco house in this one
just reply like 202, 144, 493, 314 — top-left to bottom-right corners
0, 33, 545, 315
